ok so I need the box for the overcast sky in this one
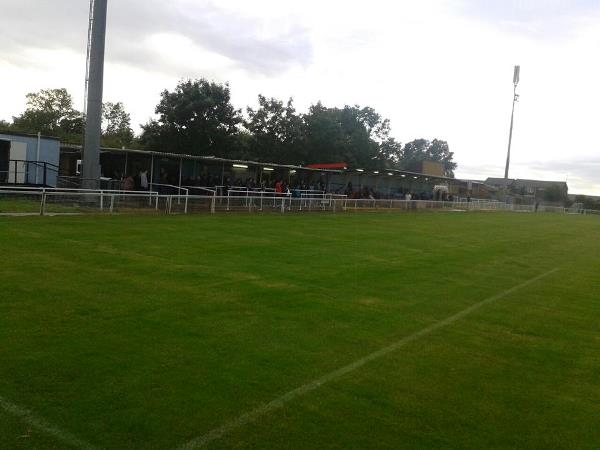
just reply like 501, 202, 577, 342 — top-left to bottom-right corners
1, 0, 599, 194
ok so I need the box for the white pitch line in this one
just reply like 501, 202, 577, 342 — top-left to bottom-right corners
178, 268, 559, 450
0, 395, 97, 450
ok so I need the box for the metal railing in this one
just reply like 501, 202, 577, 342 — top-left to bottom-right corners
2, 187, 600, 217
148, 183, 189, 210
226, 189, 291, 211
0, 159, 59, 186
56, 176, 122, 190
0, 186, 160, 215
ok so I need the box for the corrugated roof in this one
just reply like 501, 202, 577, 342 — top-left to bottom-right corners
0, 130, 61, 141
60, 143, 457, 181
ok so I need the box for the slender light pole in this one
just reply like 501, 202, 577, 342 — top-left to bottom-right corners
504, 65, 520, 179
82, 0, 108, 189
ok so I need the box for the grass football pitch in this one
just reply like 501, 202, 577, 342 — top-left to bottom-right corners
1, 212, 599, 449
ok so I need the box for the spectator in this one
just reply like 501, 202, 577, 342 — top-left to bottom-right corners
123, 174, 135, 191
139, 169, 149, 190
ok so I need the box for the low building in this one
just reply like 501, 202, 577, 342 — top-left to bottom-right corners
484, 177, 569, 204
0, 131, 60, 186
59, 144, 459, 198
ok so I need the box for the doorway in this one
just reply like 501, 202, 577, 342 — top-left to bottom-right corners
0, 140, 9, 183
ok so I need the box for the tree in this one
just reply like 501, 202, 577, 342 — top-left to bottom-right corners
543, 185, 567, 203
140, 79, 241, 156
245, 95, 305, 163
102, 102, 134, 147
302, 103, 391, 168
376, 138, 403, 166
400, 138, 457, 177
8, 88, 136, 146
12, 88, 82, 139
0, 119, 12, 131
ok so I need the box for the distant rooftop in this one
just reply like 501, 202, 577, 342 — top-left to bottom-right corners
485, 177, 568, 191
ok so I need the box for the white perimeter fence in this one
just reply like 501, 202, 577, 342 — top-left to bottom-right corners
1, 187, 599, 217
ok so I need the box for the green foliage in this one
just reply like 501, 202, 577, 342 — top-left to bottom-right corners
377, 137, 403, 166
5, 84, 458, 174
102, 102, 134, 148
574, 195, 600, 210
7, 88, 136, 147
141, 83, 456, 172
0, 119, 12, 131
140, 79, 242, 156
245, 95, 305, 163
302, 103, 387, 168
401, 138, 457, 177
543, 185, 567, 202
11, 88, 83, 142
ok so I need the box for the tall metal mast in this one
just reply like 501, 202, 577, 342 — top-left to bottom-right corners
504, 65, 520, 179
82, 0, 108, 189
83, 0, 94, 118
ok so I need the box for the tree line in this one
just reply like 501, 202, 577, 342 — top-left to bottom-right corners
1, 88, 134, 149
0, 79, 457, 176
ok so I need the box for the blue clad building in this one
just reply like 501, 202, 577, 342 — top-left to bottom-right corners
0, 131, 60, 187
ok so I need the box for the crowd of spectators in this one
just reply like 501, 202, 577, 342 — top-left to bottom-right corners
336, 182, 455, 201
121, 169, 455, 202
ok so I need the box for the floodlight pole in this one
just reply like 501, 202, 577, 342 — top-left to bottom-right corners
82, 0, 108, 189
504, 65, 520, 179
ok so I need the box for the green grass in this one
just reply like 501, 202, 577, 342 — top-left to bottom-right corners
1, 212, 599, 449
0, 198, 80, 214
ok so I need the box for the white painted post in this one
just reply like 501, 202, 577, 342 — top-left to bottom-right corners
35, 132, 41, 185
39, 188, 46, 216
149, 154, 154, 206
178, 158, 183, 205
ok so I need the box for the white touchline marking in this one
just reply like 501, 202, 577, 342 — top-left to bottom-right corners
177, 268, 560, 450
0, 395, 98, 450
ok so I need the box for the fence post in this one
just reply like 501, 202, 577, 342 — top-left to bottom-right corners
281, 196, 285, 214
211, 193, 216, 214
39, 188, 46, 216
100, 191, 104, 211
184, 194, 189, 214
110, 194, 115, 213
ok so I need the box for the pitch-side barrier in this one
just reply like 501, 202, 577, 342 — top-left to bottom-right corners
1, 187, 598, 216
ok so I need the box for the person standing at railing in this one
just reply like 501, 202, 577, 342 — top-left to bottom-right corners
123, 174, 135, 191
140, 170, 149, 190
275, 180, 283, 194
